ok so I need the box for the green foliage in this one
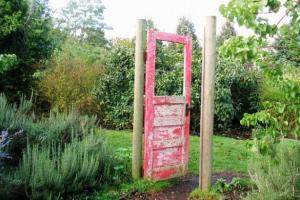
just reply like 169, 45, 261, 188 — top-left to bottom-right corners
94, 38, 135, 129
217, 21, 236, 46
219, 36, 264, 64
0, 93, 97, 161
221, 0, 300, 154
189, 189, 221, 200
0, 93, 33, 160
56, 0, 107, 46
219, 0, 300, 66
0, 93, 33, 133
241, 65, 300, 154
213, 177, 253, 197
95, 31, 259, 132
215, 59, 260, 130
0, 0, 26, 38
19, 134, 116, 199
31, 111, 97, 144
0, 0, 58, 101
176, 17, 202, 132
220, 0, 280, 37
38, 38, 106, 116
112, 147, 132, 184
245, 143, 300, 200
274, 0, 300, 65
0, 54, 18, 74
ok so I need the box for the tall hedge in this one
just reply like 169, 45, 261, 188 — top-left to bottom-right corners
94, 39, 260, 132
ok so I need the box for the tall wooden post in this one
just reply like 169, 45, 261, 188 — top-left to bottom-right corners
200, 16, 216, 190
132, 19, 146, 180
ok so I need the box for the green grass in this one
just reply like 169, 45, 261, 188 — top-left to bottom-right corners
82, 130, 250, 200
103, 130, 250, 174
89, 130, 300, 200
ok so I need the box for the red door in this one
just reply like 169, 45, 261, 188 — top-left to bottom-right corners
144, 31, 192, 181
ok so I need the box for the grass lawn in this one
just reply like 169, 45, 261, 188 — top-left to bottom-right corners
84, 130, 250, 200
103, 130, 250, 174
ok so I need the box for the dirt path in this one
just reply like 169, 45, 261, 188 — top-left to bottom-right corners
124, 172, 246, 200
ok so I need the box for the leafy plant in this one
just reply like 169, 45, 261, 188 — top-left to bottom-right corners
213, 177, 253, 198
0, 54, 18, 74
241, 65, 300, 154
112, 147, 132, 183
94, 34, 259, 132
38, 38, 106, 116
245, 143, 300, 200
215, 58, 260, 131
0, 93, 97, 163
30, 110, 97, 144
19, 133, 116, 199
0, 0, 58, 101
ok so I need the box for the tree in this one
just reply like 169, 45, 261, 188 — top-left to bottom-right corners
0, 0, 57, 101
217, 21, 236, 46
57, 0, 107, 46
220, 0, 300, 153
176, 17, 201, 53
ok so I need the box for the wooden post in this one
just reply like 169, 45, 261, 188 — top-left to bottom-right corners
132, 19, 146, 180
200, 16, 216, 190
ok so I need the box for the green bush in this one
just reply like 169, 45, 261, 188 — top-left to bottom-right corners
215, 58, 260, 130
0, 93, 97, 162
19, 133, 117, 199
245, 143, 300, 200
37, 38, 106, 116
0, 94, 34, 161
29, 111, 97, 144
94, 39, 260, 132
241, 64, 300, 154
0, 93, 33, 133
94, 39, 135, 129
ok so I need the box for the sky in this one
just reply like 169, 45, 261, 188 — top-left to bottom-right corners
48, 0, 284, 40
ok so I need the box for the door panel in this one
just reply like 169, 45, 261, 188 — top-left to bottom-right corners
144, 31, 192, 181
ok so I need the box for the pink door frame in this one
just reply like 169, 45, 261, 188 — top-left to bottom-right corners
143, 31, 192, 180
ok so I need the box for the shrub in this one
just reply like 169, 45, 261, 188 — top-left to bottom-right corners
94, 39, 260, 132
0, 93, 97, 163
0, 94, 34, 162
215, 58, 260, 131
94, 39, 135, 129
29, 111, 97, 144
241, 64, 300, 154
37, 38, 106, 116
0, 94, 33, 133
19, 133, 117, 199
245, 142, 300, 200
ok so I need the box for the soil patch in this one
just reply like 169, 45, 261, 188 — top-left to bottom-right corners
123, 172, 247, 200
220, 127, 252, 140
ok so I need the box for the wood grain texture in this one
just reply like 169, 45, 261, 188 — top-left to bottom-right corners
200, 16, 216, 190
132, 19, 146, 180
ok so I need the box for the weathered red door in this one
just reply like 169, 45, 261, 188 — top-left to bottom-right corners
144, 31, 192, 181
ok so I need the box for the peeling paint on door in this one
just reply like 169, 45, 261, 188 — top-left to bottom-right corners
144, 31, 192, 181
